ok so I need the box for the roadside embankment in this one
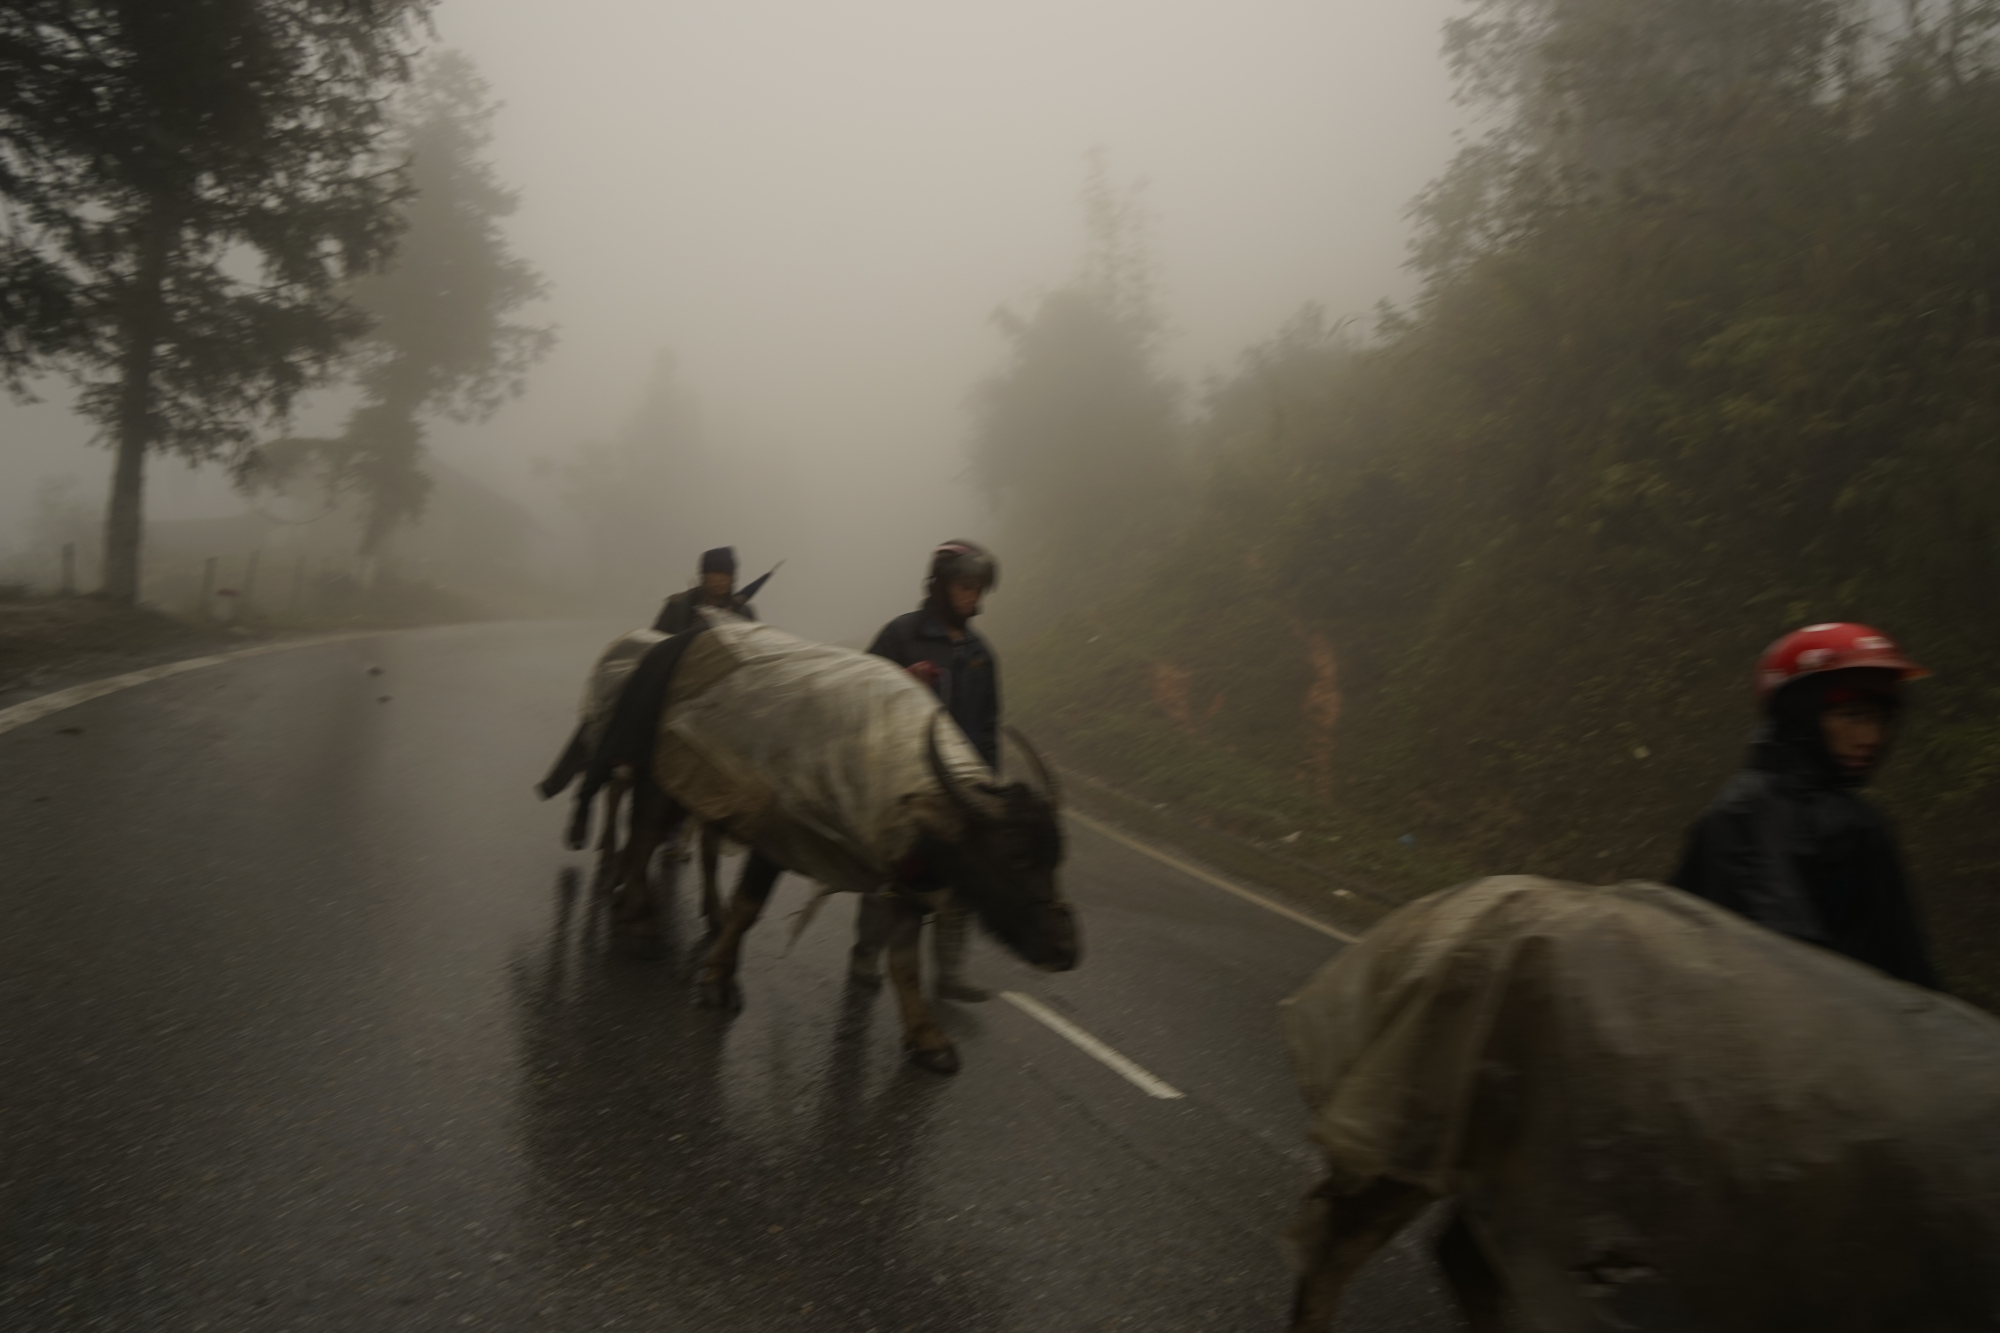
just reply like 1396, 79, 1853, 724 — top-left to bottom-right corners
0, 596, 264, 710
0, 591, 495, 711
1006, 550, 2000, 1016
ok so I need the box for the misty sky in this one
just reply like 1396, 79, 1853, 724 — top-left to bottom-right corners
0, 0, 1464, 639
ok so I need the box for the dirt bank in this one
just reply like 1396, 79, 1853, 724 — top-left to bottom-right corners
0, 597, 270, 710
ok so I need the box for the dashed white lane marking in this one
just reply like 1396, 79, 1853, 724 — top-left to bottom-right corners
1001, 990, 1185, 1100
0, 631, 384, 738
1065, 809, 1361, 944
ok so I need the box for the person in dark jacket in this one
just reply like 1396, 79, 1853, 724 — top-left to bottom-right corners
866, 543, 1001, 767
537, 548, 756, 809
653, 547, 758, 634
1671, 621, 1939, 988
853, 540, 1002, 1002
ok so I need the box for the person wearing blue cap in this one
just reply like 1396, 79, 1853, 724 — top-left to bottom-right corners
653, 547, 757, 634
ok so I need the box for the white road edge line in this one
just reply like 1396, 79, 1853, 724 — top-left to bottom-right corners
1065, 808, 1361, 945
1001, 991, 1185, 1100
0, 631, 385, 739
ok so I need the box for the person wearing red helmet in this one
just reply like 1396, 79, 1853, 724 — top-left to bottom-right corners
1670, 623, 1939, 987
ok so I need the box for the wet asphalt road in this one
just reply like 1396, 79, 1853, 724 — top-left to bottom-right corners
0, 621, 1459, 1332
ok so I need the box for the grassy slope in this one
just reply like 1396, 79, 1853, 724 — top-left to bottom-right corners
1006, 541, 2000, 1013
0, 585, 499, 710
0, 597, 245, 708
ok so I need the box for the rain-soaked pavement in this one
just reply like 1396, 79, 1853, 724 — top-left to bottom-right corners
0, 621, 1459, 1332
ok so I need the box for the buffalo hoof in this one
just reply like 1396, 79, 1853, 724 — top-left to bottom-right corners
847, 958, 883, 990
908, 1044, 961, 1075
935, 979, 991, 1003
695, 976, 742, 1011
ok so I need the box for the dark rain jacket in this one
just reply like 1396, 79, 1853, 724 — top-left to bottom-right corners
652, 589, 756, 635
867, 607, 1000, 769
1671, 714, 1938, 989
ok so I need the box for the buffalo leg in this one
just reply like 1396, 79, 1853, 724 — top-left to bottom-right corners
1285, 1170, 1436, 1333
887, 898, 958, 1074
698, 822, 723, 931
595, 769, 629, 884
930, 898, 989, 1002
848, 894, 895, 987
696, 851, 783, 1009
1436, 1204, 1506, 1332
611, 779, 677, 950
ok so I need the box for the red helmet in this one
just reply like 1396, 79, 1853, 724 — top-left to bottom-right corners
1756, 623, 1929, 699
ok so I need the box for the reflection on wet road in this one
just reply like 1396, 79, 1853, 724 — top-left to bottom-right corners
0, 622, 1457, 1331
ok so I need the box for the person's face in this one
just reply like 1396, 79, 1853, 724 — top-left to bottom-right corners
1822, 699, 1892, 774
947, 578, 985, 619
701, 571, 734, 600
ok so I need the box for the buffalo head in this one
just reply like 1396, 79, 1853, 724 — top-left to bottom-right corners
925, 717, 1079, 972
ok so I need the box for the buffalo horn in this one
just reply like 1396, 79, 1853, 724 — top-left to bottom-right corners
1005, 727, 1061, 807
926, 712, 996, 820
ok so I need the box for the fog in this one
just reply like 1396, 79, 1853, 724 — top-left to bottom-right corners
0, 0, 1462, 645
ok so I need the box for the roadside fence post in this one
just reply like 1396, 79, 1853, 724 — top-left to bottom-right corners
198, 556, 217, 620
60, 542, 75, 596
242, 550, 260, 616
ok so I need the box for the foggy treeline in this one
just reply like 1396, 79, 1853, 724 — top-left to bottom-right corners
969, 156, 1186, 636
1009, 0, 2000, 1005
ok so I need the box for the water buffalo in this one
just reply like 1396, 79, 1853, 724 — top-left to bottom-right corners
538, 628, 722, 929
1281, 876, 2000, 1333
697, 713, 1078, 1072
558, 612, 1078, 1072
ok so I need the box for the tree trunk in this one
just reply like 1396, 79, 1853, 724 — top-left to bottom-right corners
100, 209, 174, 604
100, 421, 147, 603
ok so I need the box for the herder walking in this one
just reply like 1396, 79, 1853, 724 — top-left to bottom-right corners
538, 546, 760, 806
853, 540, 1003, 1001
1671, 622, 1940, 987
653, 546, 758, 634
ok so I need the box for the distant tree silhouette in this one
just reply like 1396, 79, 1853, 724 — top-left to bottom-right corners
558, 351, 711, 610
249, 51, 553, 554
970, 153, 1185, 628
